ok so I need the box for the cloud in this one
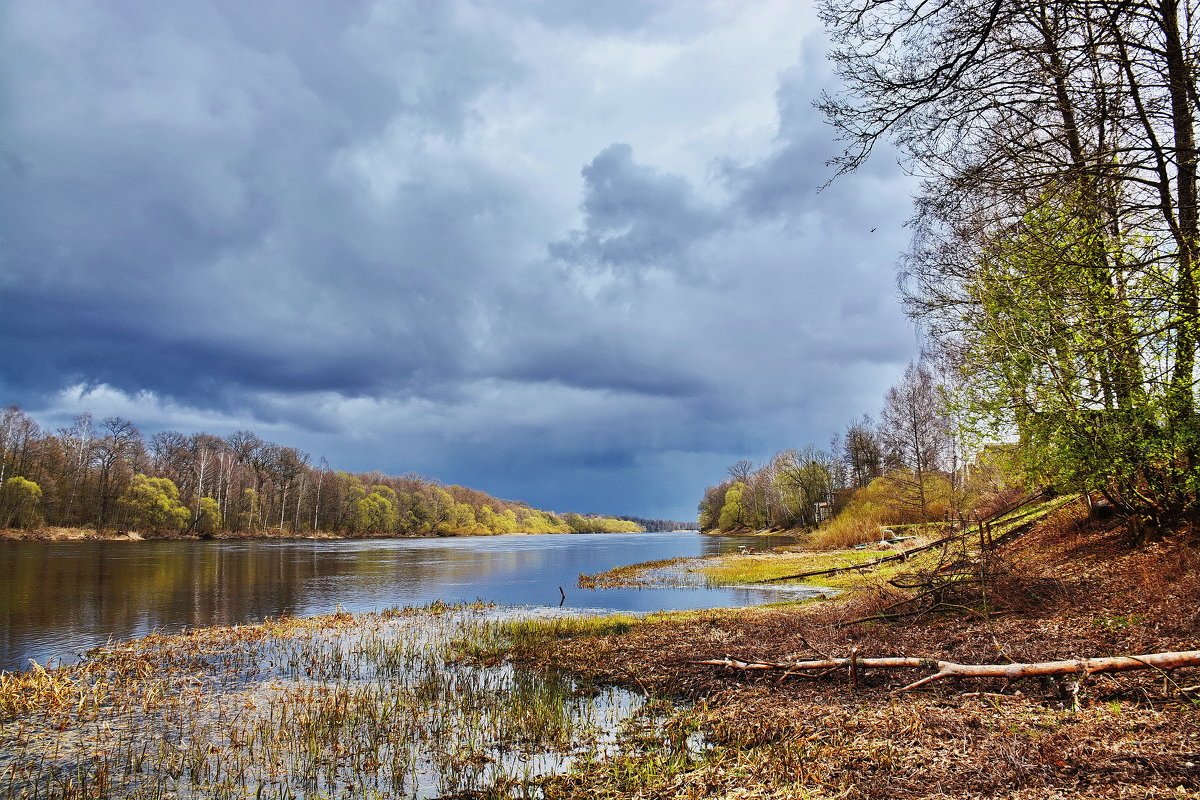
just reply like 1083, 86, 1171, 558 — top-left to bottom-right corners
2, 0, 919, 518
548, 143, 722, 276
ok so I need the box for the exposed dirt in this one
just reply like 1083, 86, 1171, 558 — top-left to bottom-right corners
522, 502, 1200, 799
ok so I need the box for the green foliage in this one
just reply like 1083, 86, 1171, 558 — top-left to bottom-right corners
953, 192, 1200, 521
514, 507, 571, 534
477, 505, 519, 534
697, 481, 732, 531
717, 482, 746, 531
562, 513, 643, 533
118, 474, 190, 533
355, 486, 399, 533
196, 497, 222, 535
450, 502, 477, 533
0, 476, 43, 529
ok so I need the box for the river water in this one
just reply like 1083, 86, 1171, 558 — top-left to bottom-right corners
0, 531, 808, 672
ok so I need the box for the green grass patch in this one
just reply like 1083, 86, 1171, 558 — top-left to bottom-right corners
987, 494, 1078, 538
696, 547, 897, 586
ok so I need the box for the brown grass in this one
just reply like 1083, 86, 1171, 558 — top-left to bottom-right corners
809, 506, 891, 549
512, 500, 1200, 799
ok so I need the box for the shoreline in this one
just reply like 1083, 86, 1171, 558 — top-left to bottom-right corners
508, 502, 1200, 798
0, 526, 657, 543
3, 502, 1198, 798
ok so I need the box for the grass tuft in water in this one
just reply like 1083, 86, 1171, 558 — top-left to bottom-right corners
0, 603, 660, 800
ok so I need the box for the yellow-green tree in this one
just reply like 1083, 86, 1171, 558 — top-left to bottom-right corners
356, 485, 399, 533
0, 476, 43, 529
717, 482, 746, 531
119, 474, 190, 533
196, 497, 222, 535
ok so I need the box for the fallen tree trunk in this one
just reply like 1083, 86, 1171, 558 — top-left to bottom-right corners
758, 490, 1053, 585
694, 650, 1200, 692
755, 538, 948, 583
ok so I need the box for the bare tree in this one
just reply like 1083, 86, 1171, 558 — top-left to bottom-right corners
0, 407, 39, 487
93, 417, 143, 527
880, 361, 951, 519
843, 415, 884, 490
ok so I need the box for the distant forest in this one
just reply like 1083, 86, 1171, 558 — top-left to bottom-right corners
616, 516, 696, 532
0, 407, 642, 537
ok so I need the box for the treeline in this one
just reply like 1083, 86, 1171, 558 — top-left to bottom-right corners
0, 408, 643, 537
814, 0, 1200, 527
617, 517, 696, 532
697, 360, 997, 535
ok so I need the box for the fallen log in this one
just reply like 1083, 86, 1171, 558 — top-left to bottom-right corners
755, 540, 944, 583
694, 649, 1200, 692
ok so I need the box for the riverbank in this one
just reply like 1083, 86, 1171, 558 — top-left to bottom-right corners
0, 526, 646, 542
516, 499, 1200, 798
2, 502, 1197, 798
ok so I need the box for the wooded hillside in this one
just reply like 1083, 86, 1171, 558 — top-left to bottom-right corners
0, 408, 642, 537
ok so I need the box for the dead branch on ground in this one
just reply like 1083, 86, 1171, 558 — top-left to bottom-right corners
694, 650, 1200, 692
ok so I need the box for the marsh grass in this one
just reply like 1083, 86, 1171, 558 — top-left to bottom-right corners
577, 558, 692, 589
0, 604, 657, 799
448, 615, 659, 676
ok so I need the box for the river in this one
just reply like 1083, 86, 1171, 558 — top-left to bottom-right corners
0, 531, 810, 672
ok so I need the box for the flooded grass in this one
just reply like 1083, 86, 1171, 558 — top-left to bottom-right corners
577, 558, 693, 589
0, 603, 666, 799
453, 615, 645, 664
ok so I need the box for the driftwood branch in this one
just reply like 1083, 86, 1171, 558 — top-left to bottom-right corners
694, 650, 1200, 692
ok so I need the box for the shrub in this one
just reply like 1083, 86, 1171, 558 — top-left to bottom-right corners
0, 476, 43, 529
118, 474, 190, 533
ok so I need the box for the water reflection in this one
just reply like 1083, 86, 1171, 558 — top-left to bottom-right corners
0, 532, 806, 672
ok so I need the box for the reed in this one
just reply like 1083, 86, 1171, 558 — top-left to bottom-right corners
0, 603, 661, 799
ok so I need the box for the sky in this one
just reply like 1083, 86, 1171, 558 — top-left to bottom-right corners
1, 0, 920, 520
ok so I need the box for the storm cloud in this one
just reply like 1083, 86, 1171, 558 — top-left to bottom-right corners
2, 0, 918, 518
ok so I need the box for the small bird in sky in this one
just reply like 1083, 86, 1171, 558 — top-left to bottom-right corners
869, 227, 877, 233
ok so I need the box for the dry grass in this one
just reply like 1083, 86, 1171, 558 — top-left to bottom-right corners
509, 500, 1200, 799
809, 506, 892, 549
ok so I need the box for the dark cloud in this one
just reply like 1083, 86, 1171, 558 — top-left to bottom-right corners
3, 1, 918, 519
1, 0, 533, 407
548, 143, 721, 276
